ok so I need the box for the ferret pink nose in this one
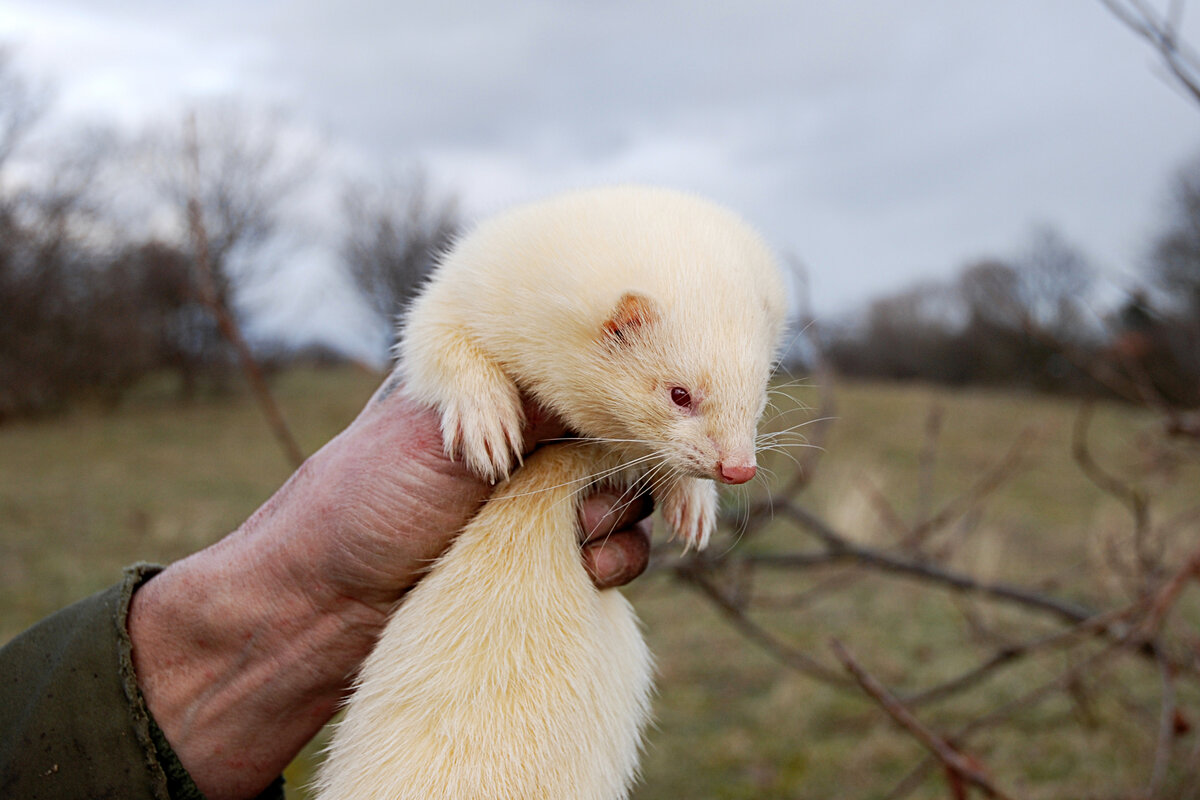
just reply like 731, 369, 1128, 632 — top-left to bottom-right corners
718, 463, 757, 485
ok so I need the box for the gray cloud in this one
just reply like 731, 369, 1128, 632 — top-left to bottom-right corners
4, 0, 1200, 322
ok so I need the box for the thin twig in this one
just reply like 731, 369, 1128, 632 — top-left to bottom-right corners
764, 503, 1101, 626
887, 639, 1127, 800
858, 473, 911, 539
902, 603, 1142, 706
1097, 0, 1200, 107
675, 561, 850, 687
743, 568, 864, 611
914, 401, 944, 529
1138, 537, 1200, 637
1071, 403, 1144, 520
183, 113, 305, 469
831, 639, 1019, 800
903, 427, 1035, 548
1148, 649, 1177, 798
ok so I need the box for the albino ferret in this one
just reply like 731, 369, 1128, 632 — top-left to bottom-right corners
315, 186, 786, 799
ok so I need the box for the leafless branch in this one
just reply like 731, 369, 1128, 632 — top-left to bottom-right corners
832, 639, 1019, 800
1072, 402, 1157, 584
914, 402, 944, 527
1098, 0, 1200, 105
758, 502, 1100, 626
902, 603, 1141, 706
681, 319, 1200, 793
1148, 650, 1178, 797
183, 113, 304, 468
674, 560, 850, 686
903, 427, 1035, 548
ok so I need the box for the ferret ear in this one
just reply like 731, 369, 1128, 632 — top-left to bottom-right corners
601, 291, 660, 348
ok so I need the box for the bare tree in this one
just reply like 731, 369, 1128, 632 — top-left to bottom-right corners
1097, 1, 1200, 410
0, 195, 161, 418
176, 109, 306, 465
958, 258, 1025, 331
1095, 1, 1200, 315
1015, 226, 1096, 340
1150, 155, 1200, 315
828, 228, 1099, 392
139, 101, 314, 395
959, 231, 1094, 341
0, 62, 157, 419
341, 172, 459, 351
0, 47, 45, 174
146, 100, 309, 307
1097, 0, 1200, 104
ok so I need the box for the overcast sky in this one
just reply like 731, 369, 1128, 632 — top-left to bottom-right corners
3, 1, 1200, 360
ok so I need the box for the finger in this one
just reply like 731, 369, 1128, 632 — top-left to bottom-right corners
520, 397, 568, 453
578, 491, 654, 545
582, 519, 652, 590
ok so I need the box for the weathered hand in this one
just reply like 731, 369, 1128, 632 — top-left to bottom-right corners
128, 380, 652, 800
280, 378, 652, 616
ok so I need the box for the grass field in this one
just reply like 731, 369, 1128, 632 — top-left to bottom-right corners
2, 367, 1197, 798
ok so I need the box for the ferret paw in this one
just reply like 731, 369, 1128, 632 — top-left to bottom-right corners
660, 478, 717, 552
439, 378, 525, 484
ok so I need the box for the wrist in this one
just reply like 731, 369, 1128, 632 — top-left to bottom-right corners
128, 536, 385, 799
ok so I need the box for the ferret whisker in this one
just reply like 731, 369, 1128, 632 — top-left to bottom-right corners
713, 485, 752, 558
583, 459, 681, 556
763, 392, 809, 416
754, 433, 826, 451
759, 478, 777, 524
766, 378, 814, 395
634, 460, 676, 503
574, 453, 666, 492
758, 439, 825, 455
642, 460, 681, 499
755, 433, 824, 450
770, 415, 836, 433
544, 436, 669, 449
760, 405, 819, 429
764, 392, 811, 410
493, 452, 666, 502
594, 475, 661, 551
756, 441, 808, 467
755, 445, 805, 470
767, 318, 817, 382
576, 451, 677, 510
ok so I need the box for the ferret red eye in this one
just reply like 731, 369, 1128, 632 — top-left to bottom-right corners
670, 387, 692, 408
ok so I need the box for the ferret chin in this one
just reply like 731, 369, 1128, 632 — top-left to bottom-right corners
315, 185, 786, 800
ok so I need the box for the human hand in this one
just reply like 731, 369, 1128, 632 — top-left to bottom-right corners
280, 377, 653, 616
128, 379, 652, 800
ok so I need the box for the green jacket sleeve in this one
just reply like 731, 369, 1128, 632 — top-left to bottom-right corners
0, 564, 285, 800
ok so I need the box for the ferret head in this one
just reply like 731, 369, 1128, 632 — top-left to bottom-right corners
565, 284, 786, 487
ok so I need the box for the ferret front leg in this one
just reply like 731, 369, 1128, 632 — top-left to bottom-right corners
400, 326, 525, 483
659, 477, 716, 551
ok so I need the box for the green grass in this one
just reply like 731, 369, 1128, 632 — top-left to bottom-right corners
2, 368, 1196, 798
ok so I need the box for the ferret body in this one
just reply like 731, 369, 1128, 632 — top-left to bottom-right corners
315, 186, 786, 799
316, 444, 653, 799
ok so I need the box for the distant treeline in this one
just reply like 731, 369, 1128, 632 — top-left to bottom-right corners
0, 51, 456, 421
2, 49, 1198, 421
821, 221, 1200, 407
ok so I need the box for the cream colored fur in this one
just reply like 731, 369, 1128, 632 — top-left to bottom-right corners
316, 186, 785, 799
398, 185, 786, 549
315, 445, 653, 800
